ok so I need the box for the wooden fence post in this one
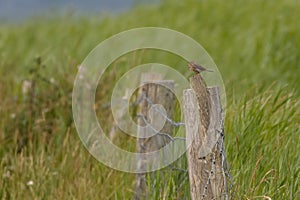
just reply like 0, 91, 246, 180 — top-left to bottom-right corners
134, 73, 175, 200
183, 74, 228, 200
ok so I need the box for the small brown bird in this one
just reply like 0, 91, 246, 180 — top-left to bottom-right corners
188, 61, 213, 73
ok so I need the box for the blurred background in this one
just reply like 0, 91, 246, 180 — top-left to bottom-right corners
0, 0, 299, 199
0, 0, 157, 21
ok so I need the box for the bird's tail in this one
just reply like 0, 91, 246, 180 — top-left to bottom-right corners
206, 69, 214, 72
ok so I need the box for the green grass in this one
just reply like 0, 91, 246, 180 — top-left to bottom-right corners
0, 0, 300, 199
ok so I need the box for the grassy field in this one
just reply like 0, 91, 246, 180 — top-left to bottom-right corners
0, 0, 299, 199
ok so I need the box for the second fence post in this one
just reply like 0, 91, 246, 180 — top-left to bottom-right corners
134, 73, 175, 200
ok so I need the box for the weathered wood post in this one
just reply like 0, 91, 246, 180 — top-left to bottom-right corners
134, 73, 175, 200
183, 74, 228, 200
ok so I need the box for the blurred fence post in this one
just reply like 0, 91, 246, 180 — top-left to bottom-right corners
183, 74, 228, 200
134, 73, 175, 200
